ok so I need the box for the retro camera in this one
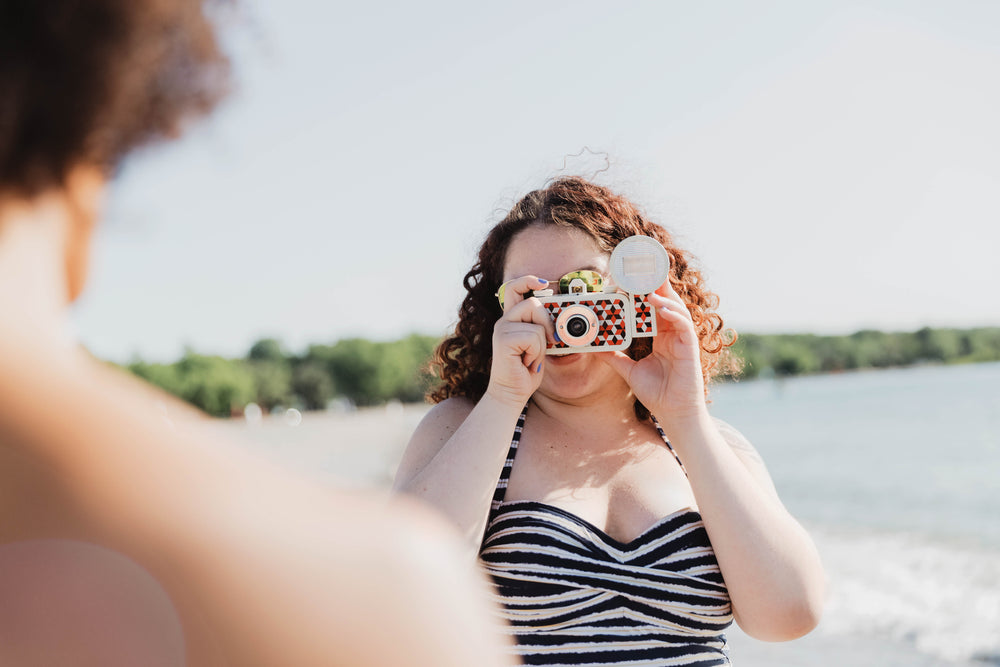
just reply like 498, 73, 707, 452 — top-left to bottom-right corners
535, 235, 670, 355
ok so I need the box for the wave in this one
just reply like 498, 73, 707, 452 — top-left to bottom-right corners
811, 524, 1000, 664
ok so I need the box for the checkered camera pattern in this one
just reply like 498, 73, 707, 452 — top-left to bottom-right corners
633, 293, 656, 336
544, 298, 629, 350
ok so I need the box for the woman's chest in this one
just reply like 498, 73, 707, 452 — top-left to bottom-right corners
502, 425, 697, 544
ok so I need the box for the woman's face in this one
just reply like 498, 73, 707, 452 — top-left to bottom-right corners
502, 224, 630, 405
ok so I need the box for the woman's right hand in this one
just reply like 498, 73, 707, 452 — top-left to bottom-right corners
486, 275, 555, 408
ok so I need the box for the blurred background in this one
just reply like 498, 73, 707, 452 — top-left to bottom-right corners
71, 2, 999, 665
75, 0, 1000, 362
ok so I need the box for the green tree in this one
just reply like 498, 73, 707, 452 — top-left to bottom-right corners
915, 327, 962, 362
248, 360, 293, 411
303, 335, 439, 406
324, 338, 383, 405
292, 361, 335, 410
247, 338, 286, 363
175, 353, 256, 417
764, 336, 819, 377
963, 328, 1000, 362
372, 334, 438, 402
128, 360, 185, 396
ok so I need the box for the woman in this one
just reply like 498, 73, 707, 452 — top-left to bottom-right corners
0, 2, 511, 665
395, 177, 826, 665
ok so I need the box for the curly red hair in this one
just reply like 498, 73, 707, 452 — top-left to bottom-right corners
428, 177, 739, 420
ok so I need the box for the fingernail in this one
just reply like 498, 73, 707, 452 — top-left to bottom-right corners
536, 363, 543, 373
553, 330, 561, 343
539, 278, 548, 285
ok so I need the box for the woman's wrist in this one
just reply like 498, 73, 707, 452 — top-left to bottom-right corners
479, 387, 530, 416
652, 402, 714, 444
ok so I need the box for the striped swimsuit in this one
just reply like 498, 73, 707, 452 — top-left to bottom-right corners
479, 408, 734, 666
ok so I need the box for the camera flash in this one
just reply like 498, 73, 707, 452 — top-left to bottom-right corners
622, 254, 656, 277
609, 235, 670, 294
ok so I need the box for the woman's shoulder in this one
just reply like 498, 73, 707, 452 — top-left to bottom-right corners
711, 416, 753, 449
710, 416, 779, 497
392, 396, 477, 489
411, 396, 477, 447
420, 396, 477, 428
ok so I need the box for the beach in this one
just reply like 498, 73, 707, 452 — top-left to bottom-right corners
228, 362, 1000, 666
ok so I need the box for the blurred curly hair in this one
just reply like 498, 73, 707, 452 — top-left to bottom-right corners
0, 0, 230, 197
428, 176, 740, 421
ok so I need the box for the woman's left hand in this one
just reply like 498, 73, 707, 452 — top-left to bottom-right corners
598, 279, 707, 422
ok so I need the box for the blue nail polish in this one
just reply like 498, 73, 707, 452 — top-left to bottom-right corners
539, 278, 548, 285
536, 363, 542, 373
553, 330, 561, 343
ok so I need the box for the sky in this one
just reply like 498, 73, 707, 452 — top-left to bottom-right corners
71, 0, 1000, 362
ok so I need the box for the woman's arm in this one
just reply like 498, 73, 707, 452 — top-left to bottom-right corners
394, 394, 525, 550
394, 275, 554, 549
671, 414, 825, 640
601, 283, 825, 641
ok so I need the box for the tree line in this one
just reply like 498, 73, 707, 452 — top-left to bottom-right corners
730, 326, 1000, 379
122, 326, 1000, 417
126, 334, 439, 417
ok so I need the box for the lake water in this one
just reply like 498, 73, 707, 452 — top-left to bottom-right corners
710, 362, 1000, 665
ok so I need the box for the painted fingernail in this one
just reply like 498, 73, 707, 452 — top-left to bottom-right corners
538, 278, 548, 285
536, 363, 543, 373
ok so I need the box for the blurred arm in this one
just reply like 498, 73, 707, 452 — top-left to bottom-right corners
0, 344, 515, 666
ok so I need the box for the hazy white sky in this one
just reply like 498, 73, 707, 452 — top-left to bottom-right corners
72, 0, 1000, 362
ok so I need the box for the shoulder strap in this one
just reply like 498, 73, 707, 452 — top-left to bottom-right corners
487, 406, 528, 523
652, 416, 688, 476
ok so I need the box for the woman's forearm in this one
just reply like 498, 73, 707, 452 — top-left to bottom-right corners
663, 409, 826, 641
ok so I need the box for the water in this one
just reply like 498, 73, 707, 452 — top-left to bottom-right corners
710, 362, 1000, 665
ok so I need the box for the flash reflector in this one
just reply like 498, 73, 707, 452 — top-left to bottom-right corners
623, 254, 656, 277
609, 235, 670, 294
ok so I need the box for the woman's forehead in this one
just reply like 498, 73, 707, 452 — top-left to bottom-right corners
502, 226, 610, 282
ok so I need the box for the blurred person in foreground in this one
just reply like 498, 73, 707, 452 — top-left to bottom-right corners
395, 178, 826, 664
0, 2, 512, 665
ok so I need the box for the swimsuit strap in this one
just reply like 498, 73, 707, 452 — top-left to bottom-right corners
487, 405, 528, 523
652, 415, 688, 476
486, 407, 687, 527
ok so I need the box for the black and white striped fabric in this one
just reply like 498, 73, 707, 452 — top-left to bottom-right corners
479, 408, 733, 666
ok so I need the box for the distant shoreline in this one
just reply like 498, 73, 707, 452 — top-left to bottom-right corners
116, 328, 1000, 416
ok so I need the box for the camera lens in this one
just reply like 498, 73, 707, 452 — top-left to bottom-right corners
565, 314, 590, 338
555, 304, 600, 348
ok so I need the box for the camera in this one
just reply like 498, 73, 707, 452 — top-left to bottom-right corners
535, 235, 670, 355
